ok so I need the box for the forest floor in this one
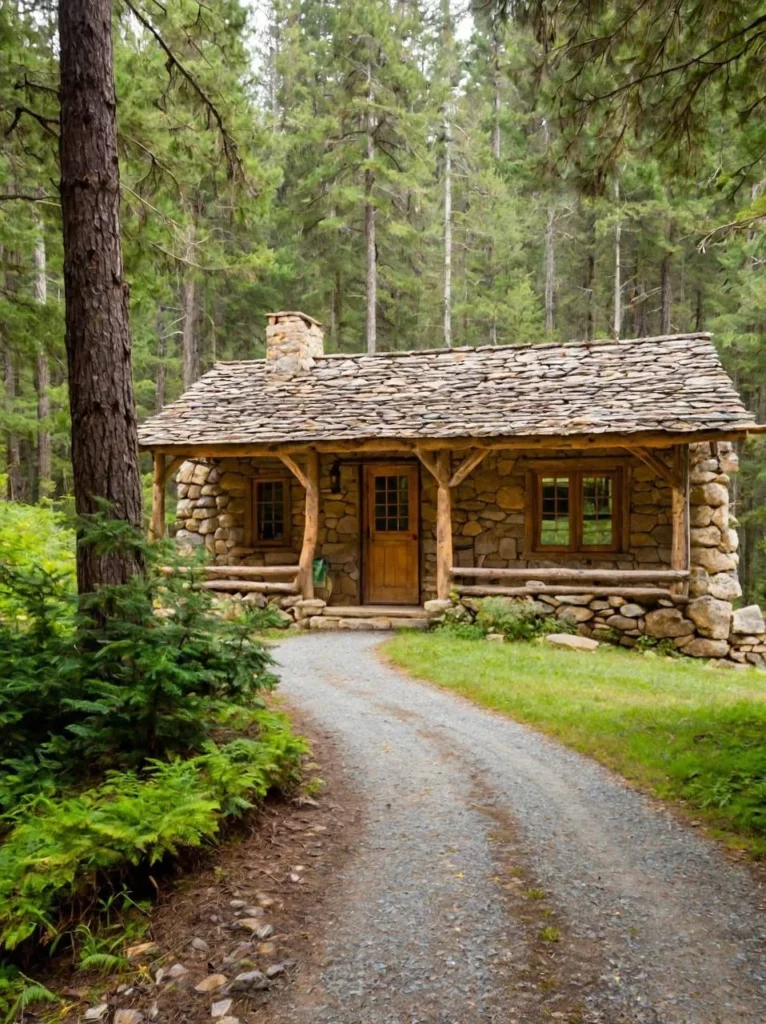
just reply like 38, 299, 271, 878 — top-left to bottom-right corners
55, 632, 766, 1024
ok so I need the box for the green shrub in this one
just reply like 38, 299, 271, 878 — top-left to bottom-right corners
476, 597, 558, 642
0, 712, 306, 951
0, 518, 278, 811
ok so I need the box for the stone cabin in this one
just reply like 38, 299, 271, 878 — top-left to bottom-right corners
138, 311, 766, 664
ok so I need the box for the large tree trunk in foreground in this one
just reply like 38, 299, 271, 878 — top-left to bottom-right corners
59, 0, 143, 593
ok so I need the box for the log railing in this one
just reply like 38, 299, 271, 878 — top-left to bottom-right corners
162, 563, 301, 595
451, 567, 691, 603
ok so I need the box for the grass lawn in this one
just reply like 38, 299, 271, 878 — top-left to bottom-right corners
384, 633, 766, 858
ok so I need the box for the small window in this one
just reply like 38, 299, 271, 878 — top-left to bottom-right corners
248, 478, 291, 547
529, 466, 623, 554
373, 474, 410, 533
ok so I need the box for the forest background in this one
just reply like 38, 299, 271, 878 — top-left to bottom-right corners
2, 0, 766, 600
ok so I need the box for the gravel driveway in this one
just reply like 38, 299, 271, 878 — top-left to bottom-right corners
271, 632, 766, 1024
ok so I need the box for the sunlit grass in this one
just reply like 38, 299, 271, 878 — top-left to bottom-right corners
384, 633, 766, 858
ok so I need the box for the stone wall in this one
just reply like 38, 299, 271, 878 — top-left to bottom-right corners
174, 456, 361, 605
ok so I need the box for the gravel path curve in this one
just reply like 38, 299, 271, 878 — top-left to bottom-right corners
271, 632, 766, 1024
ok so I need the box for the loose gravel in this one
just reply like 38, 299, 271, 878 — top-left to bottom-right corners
271, 632, 766, 1024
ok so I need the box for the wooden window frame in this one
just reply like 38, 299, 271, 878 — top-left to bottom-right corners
525, 459, 628, 557
245, 475, 292, 548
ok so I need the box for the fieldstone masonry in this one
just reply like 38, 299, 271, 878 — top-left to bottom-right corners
173, 438, 766, 666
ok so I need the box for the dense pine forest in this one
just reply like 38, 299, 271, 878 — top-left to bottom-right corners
1, 0, 766, 596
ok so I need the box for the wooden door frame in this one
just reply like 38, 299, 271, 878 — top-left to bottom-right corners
361, 460, 421, 605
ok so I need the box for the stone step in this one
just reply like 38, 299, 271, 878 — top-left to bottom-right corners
321, 605, 427, 619
310, 615, 429, 632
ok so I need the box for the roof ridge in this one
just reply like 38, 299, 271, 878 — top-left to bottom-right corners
212, 332, 714, 369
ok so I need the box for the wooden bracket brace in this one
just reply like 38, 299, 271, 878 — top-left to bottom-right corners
449, 448, 490, 488
414, 447, 442, 484
627, 446, 683, 491
162, 455, 186, 485
278, 453, 309, 489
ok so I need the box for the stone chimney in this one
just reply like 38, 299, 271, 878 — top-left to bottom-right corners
265, 311, 324, 377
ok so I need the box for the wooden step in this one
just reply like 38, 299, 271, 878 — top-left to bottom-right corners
322, 605, 427, 619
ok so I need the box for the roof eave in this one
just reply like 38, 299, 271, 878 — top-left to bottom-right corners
139, 424, 766, 457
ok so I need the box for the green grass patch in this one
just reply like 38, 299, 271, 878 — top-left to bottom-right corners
384, 633, 766, 857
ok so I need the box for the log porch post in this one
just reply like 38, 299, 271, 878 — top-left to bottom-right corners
299, 448, 320, 599
435, 450, 453, 600
150, 451, 166, 541
670, 443, 690, 593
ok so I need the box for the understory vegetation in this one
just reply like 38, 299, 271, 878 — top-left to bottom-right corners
385, 633, 766, 858
0, 508, 305, 1014
434, 596, 577, 643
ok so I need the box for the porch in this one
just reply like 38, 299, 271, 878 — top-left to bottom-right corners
148, 437, 701, 614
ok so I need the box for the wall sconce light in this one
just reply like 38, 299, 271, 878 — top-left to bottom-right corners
330, 461, 342, 495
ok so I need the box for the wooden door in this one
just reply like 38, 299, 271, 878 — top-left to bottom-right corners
363, 463, 420, 605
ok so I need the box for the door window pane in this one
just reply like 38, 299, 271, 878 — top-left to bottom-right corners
374, 474, 409, 532
540, 476, 570, 546
582, 476, 613, 546
256, 480, 286, 542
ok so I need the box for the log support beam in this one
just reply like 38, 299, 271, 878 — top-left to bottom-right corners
150, 452, 166, 541
435, 451, 453, 600
299, 449, 320, 599
670, 444, 690, 594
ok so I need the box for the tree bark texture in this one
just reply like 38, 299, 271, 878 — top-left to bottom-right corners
58, 0, 143, 592
365, 62, 376, 355
34, 227, 52, 495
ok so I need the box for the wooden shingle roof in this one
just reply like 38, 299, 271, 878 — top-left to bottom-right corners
138, 333, 758, 450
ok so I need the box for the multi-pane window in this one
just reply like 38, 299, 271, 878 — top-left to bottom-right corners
582, 476, 613, 546
540, 476, 571, 546
251, 479, 289, 545
374, 474, 410, 532
532, 468, 622, 553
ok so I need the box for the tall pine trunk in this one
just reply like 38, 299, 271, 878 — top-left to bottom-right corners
3, 346, 21, 501
660, 225, 673, 333
443, 109, 452, 348
182, 222, 198, 388
544, 207, 556, 334
155, 305, 166, 413
34, 225, 52, 497
365, 62, 376, 355
613, 177, 622, 339
491, 30, 501, 160
59, 0, 143, 593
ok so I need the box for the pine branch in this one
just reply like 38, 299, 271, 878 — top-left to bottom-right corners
123, 0, 244, 182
